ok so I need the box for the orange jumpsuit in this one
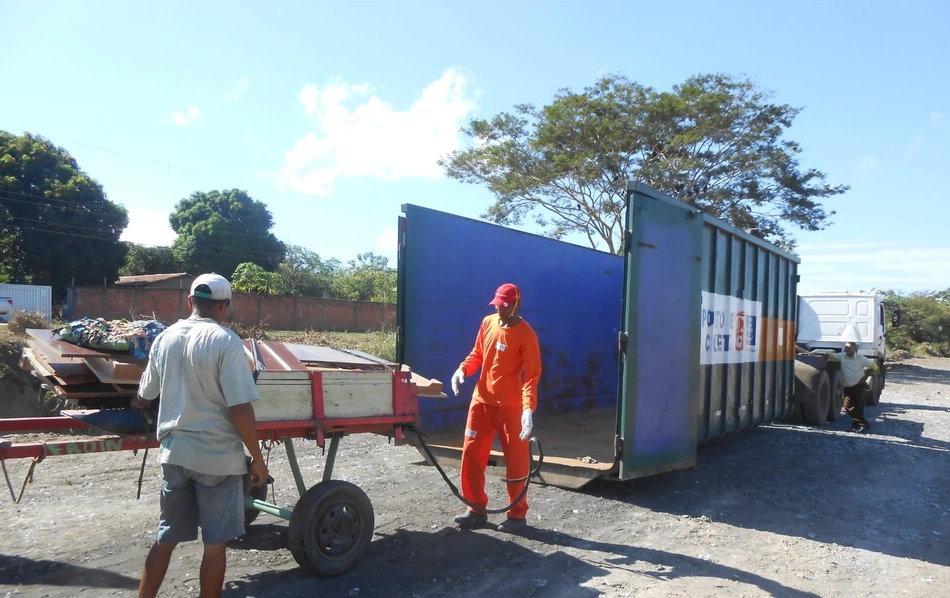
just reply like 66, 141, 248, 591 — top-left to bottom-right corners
458, 314, 542, 519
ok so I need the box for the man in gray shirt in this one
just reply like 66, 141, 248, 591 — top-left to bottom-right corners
132, 273, 268, 598
826, 341, 879, 433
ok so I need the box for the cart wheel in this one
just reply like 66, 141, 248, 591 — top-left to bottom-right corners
288, 480, 374, 576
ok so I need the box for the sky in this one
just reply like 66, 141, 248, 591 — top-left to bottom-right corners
1, 0, 947, 294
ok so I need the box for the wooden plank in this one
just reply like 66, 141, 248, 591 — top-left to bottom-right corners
26, 328, 134, 359
253, 380, 314, 422
321, 371, 394, 419
53, 383, 137, 399
399, 364, 443, 395
82, 357, 144, 385
26, 343, 92, 378
242, 340, 309, 373
418, 405, 617, 472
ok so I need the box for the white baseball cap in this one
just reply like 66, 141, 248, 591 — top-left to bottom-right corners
190, 273, 232, 301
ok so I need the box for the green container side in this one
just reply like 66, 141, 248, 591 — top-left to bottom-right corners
619, 183, 800, 481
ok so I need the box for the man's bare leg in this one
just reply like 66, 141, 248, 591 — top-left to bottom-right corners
138, 541, 177, 598
199, 542, 228, 598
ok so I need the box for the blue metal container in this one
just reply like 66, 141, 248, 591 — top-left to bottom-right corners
397, 183, 800, 488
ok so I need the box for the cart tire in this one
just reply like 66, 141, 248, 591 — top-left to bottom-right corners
826, 369, 845, 421
288, 480, 374, 576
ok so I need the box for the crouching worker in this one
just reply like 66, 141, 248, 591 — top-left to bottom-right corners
131, 273, 268, 598
451, 283, 542, 533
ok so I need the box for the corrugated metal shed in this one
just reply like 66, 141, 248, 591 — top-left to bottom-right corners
0, 283, 52, 322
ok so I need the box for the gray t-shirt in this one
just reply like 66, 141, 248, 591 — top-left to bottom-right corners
139, 316, 261, 475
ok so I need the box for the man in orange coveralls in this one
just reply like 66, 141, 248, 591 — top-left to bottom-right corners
450, 282, 542, 533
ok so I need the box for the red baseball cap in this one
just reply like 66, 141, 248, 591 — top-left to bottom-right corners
489, 283, 521, 308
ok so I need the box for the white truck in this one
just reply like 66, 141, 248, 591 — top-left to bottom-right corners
0, 297, 13, 322
792, 292, 891, 425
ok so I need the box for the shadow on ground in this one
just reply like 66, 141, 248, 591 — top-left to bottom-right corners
0, 553, 139, 590
224, 525, 820, 598
581, 367, 950, 568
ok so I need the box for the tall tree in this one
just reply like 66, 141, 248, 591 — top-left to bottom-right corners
231, 262, 280, 294
0, 131, 128, 296
440, 73, 848, 252
170, 189, 285, 277
276, 245, 340, 298
332, 252, 397, 303
119, 243, 180, 276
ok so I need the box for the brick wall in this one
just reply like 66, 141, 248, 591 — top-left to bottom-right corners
66, 287, 396, 332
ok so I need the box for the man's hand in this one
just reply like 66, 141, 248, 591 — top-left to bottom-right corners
130, 396, 148, 411
248, 456, 269, 488
451, 368, 465, 396
519, 408, 533, 441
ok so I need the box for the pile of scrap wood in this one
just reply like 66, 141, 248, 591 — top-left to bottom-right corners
20, 329, 446, 409
21, 328, 142, 409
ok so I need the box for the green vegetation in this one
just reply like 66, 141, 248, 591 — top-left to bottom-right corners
170, 189, 285, 276
885, 290, 950, 358
0, 131, 129, 298
441, 73, 847, 252
231, 250, 396, 303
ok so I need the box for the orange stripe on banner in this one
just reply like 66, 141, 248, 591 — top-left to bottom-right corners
758, 317, 797, 362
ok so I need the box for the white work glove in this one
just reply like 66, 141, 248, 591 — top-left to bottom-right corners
519, 408, 533, 441
451, 368, 465, 396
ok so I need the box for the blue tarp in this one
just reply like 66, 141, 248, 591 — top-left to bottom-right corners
397, 205, 623, 433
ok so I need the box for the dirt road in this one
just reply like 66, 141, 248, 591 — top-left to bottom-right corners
1, 359, 947, 597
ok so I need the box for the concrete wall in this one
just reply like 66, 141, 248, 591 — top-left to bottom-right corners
66, 287, 395, 331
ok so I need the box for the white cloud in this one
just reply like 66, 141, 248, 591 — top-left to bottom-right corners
932, 111, 944, 125
852, 156, 877, 174
905, 134, 925, 161
375, 228, 398, 253
170, 105, 199, 126
120, 208, 177, 247
796, 242, 950, 293
279, 68, 479, 195
227, 77, 250, 101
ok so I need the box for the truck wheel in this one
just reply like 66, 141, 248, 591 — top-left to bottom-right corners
866, 371, 883, 406
288, 480, 374, 576
826, 370, 845, 421
802, 371, 830, 426
784, 402, 805, 424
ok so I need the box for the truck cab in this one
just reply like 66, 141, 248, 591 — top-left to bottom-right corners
796, 292, 887, 407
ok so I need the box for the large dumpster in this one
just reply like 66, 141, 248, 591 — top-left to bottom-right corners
397, 182, 800, 488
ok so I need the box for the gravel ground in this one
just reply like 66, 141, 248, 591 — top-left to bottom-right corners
0, 358, 947, 597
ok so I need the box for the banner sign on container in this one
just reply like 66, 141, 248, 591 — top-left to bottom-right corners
700, 291, 763, 365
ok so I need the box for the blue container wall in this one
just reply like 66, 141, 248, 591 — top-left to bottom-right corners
697, 216, 799, 442
397, 205, 622, 433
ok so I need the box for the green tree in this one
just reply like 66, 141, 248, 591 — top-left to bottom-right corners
440, 73, 848, 252
119, 243, 180, 276
275, 245, 341, 298
231, 262, 280, 294
170, 189, 285, 277
0, 131, 128, 297
332, 252, 397, 302
884, 289, 950, 357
